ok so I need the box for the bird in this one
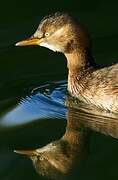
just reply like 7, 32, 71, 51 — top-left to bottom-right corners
14, 107, 89, 180
15, 12, 118, 113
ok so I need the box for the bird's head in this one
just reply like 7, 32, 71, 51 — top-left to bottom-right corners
14, 139, 87, 179
16, 12, 91, 53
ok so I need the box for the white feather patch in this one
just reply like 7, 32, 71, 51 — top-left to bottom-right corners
40, 42, 59, 52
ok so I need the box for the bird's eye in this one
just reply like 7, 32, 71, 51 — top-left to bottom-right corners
39, 156, 44, 161
45, 32, 49, 37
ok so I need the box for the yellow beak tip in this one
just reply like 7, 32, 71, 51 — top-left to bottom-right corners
15, 42, 22, 46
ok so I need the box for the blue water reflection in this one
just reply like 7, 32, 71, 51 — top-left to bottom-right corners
0, 81, 67, 128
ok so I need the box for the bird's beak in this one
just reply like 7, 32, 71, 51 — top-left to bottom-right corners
15, 37, 44, 46
14, 149, 39, 156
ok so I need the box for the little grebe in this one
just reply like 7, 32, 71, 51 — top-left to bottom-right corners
16, 12, 118, 113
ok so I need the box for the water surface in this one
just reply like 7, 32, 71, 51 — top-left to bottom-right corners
0, 76, 118, 180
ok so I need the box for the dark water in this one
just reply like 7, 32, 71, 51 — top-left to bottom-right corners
0, 0, 118, 180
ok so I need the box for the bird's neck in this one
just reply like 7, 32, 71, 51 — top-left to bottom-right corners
65, 48, 95, 96
65, 48, 95, 74
62, 108, 89, 151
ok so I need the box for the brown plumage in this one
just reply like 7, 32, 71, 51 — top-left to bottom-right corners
14, 107, 89, 180
15, 12, 118, 113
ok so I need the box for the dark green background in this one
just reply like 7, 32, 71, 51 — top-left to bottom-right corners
0, 0, 118, 180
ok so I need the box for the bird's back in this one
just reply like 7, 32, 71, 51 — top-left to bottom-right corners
81, 63, 118, 112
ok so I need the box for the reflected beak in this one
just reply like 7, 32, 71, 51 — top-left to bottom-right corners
14, 149, 38, 156
15, 37, 44, 46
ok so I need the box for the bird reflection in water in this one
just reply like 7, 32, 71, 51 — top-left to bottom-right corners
15, 96, 118, 179
0, 80, 117, 179
15, 106, 89, 180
